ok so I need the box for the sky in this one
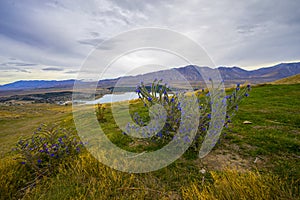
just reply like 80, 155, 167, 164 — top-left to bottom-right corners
0, 0, 300, 84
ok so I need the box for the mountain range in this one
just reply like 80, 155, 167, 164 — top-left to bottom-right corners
1, 62, 299, 92
0, 80, 77, 91
97, 62, 300, 89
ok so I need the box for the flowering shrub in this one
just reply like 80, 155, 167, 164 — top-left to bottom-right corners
131, 79, 251, 152
15, 124, 84, 176
127, 80, 181, 142
224, 83, 251, 125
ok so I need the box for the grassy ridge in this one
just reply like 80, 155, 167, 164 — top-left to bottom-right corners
0, 84, 299, 199
271, 73, 300, 85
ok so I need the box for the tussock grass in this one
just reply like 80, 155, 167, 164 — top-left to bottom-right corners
0, 156, 34, 199
2, 154, 297, 199
21, 154, 171, 200
181, 169, 299, 200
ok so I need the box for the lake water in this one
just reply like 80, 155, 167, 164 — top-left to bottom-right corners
84, 92, 139, 104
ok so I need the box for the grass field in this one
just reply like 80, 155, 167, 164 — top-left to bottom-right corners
0, 83, 299, 199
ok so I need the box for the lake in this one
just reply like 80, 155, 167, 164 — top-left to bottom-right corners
84, 92, 139, 104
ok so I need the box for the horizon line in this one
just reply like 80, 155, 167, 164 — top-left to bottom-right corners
1, 60, 300, 85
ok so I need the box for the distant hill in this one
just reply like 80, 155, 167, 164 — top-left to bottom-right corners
248, 62, 300, 79
99, 62, 300, 88
179, 62, 300, 83
0, 80, 77, 91
1, 62, 300, 91
271, 73, 300, 85
218, 62, 300, 85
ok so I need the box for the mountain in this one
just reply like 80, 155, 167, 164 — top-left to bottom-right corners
1, 62, 300, 91
0, 80, 77, 91
249, 62, 300, 79
176, 62, 300, 83
99, 62, 300, 88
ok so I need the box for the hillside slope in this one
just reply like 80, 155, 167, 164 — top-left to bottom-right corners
271, 73, 300, 84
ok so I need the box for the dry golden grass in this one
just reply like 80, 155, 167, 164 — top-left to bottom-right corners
271, 74, 300, 85
181, 168, 299, 200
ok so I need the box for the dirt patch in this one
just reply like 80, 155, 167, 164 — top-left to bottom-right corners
291, 129, 300, 135
200, 149, 251, 171
252, 125, 282, 130
129, 140, 150, 147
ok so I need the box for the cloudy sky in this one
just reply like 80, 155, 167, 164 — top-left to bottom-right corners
0, 0, 300, 84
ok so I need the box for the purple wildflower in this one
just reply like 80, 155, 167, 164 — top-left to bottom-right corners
135, 88, 141, 93
156, 132, 163, 138
183, 136, 191, 143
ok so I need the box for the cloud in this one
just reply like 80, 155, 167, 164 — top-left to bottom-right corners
1, 61, 37, 67
0, 59, 35, 73
0, 66, 31, 73
42, 67, 64, 71
6, 62, 37, 67
65, 70, 79, 74
77, 38, 104, 47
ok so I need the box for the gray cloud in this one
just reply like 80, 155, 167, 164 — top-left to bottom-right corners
1, 61, 37, 67
65, 70, 79, 74
78, 38, 104, 47
0, 59, 36, 73
0, 66, 31, 73
42, 67, 64, 71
